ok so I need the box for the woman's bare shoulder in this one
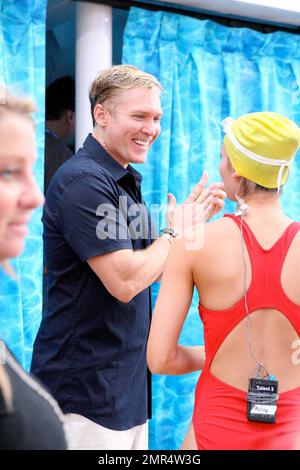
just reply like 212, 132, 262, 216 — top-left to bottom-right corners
204, 215, 235, 238
192, 216, 236, 260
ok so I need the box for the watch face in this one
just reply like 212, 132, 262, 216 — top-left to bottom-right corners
161, 228, 178, 238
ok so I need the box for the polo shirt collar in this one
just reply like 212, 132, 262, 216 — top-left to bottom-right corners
83, 134, 142, 184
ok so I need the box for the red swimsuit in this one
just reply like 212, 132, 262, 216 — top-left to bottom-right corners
193, 214, 300, 450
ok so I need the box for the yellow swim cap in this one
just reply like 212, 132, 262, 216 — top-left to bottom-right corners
222, 112, 300, 189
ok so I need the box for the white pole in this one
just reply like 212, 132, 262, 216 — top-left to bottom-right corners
76, 2, 112, 150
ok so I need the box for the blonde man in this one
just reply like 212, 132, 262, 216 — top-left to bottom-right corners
31, 65, 225, 450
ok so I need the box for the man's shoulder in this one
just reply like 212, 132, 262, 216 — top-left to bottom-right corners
51, 150, 115, 192
44, 151, 120, 223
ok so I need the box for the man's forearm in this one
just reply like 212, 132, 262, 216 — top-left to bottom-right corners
126, 236, 172, 298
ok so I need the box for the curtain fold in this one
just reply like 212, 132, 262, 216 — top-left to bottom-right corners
123, 6, 300, 450
0, 0, 47, 370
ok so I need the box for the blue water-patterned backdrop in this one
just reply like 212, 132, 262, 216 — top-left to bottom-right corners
0, 0, 46, 370
123, 6, 300, 450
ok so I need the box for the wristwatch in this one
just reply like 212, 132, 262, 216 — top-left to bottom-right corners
160, 227, 179, 244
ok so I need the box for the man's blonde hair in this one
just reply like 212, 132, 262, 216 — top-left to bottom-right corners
89, 65, 162, 124
0, 85, 35, 123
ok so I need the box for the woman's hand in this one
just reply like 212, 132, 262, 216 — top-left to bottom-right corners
166, 172, 226, 239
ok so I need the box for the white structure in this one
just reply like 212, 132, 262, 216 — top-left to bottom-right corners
154, 0, 300, 26
76, 2, 112, 148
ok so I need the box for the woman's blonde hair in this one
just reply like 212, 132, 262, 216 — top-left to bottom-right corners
226, 156, 281, 198
0, 85, 35, 122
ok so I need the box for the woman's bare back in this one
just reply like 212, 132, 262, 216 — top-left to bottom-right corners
192, 214, 300, 393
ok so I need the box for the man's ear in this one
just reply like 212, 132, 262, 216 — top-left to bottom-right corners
93, 104, 108, 127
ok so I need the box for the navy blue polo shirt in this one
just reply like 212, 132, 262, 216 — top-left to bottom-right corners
31, 134, 153, 430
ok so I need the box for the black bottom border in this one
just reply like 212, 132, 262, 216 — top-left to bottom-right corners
1, 450, 300, 466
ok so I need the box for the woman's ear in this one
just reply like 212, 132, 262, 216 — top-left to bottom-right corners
232, 172, 242, 183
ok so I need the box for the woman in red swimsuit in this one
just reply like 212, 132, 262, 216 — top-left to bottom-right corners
147, 112, 300, 450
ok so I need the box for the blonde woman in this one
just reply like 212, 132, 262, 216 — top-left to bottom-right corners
0, 87, 67, 449
148, 112, 300, 450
